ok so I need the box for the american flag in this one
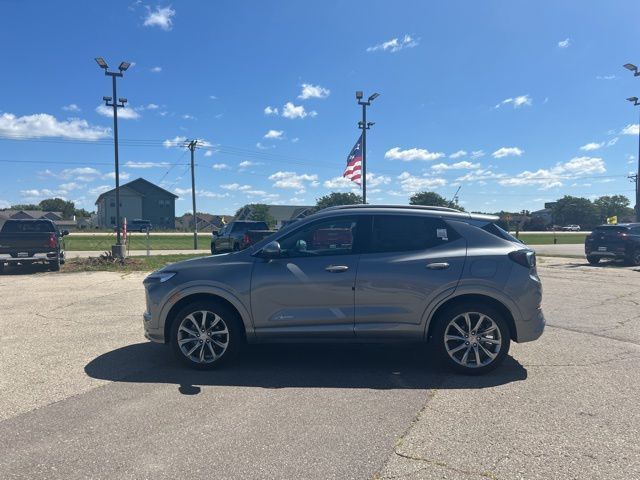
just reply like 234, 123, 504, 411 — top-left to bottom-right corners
343, 135, 363, 185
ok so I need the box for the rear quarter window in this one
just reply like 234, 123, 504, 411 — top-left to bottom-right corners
369, 215, 460, 253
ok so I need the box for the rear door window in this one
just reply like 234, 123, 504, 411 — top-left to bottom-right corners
368, 215, 458, 253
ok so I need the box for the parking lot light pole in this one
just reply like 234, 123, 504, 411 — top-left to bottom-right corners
356, 91, 380, 204
623, 63, 640, 221
96, 57, 130, 257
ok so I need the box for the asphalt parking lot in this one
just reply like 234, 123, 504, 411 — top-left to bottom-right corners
0, 258, 638, 479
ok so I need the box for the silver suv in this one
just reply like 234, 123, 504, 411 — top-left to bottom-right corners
143, 205, 544, 374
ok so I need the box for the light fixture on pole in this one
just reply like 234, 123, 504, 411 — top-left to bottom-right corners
96, 57, 130, 258
356, 91, 380, 204
623, 60, 640, 221
623, 63, 640, 77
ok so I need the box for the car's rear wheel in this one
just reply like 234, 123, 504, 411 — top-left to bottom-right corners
433, 303, 510, 375
626, 249, 640, 267
211, 243, 217, 255
587, 255, 600, 265
49, 257, 61, 271
170, 301, 243, 369
232, 242, 240, 252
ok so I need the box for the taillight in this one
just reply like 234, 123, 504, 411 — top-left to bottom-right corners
48, 233, 58, 249
509, 249, 535, 269
617, 232, 629, 240
242, 233, 250, 246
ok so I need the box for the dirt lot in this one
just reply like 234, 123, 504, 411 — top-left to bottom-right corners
0, 258, 638, 479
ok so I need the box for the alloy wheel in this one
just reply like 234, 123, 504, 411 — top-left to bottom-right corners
443, 312, 502, 369
177, 310, 230, 364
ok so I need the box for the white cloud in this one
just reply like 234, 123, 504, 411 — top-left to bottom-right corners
174, 187, 229, 199
59, 182, 82, 191
291, 137, 299, 143
41, 166, 103, 182
264, 129, 284, 139
492, 147, 523, 158
163, 135, 187, 148
212, 163, 230, 170
146, 103, 160, 110
579, 142, 603, 151
366, 173, 392, 187
449, 150, 467, 159
203, 150, 213, 157
470, 150, 485, 159
431, 161, 480, 172
498, 156, 606, 190
323, 176, 357, 189
495, 95, 532, 109
143, 6, 175, 31
0, 199, 10, 209
20, 188, 69, 200
182, 114, 195, 120
264, 106, 279, 116
456, 169, 505, 183
385, 147, 445, 162
607, 137, 618, 147
269, 171, 319, 190
209, 95, 218, 100
221, 183, 252, 191
239, 160, 263, 170
282, 102, 316, 119
0, 112, 110, 140
367, 34, 419, 53
558, 38, 571, 48
298, 83, 330, 100
622, 124, 639, 136
88, 185, 112, 196
150, 66, 162, 73
256, 142, 275, 150
397, 172, 447, 193
596, 75, 616, 80
124, 161, 170, 168
103, 171, 131, 180
62, 104, 80, 112
95, 104, 141, 120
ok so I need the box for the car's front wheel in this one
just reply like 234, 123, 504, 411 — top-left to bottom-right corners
170, 301, 243, 369
433, 303, 510, 375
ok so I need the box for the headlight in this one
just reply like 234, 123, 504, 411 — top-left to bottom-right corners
143, 271, 177, 285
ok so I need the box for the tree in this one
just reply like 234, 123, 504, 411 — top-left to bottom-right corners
551, 196, 599, 228
38, 198, 75, 219
409, 191, 462, 210
315, 192, 363, 211
9, 203, 40, 211
235, 203, 275, 228
593, 195, 633, 221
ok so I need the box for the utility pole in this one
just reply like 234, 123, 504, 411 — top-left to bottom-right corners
95, 57, 131, 258
623, 63, 640, 221
356, 91, 380, 204
187, 140, 199, 249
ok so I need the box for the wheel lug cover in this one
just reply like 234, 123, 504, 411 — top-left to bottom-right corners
465, 341, 469, 345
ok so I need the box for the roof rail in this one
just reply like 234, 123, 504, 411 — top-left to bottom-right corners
322, 204, 462, 213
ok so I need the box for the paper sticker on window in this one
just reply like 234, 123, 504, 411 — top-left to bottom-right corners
436, 228, 448, 240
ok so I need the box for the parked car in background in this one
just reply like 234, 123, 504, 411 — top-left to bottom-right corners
126, 219, 153, 232
562, 225, 581, 231
0, 219, 68, 272
211, 220, 276, 254
144, 205, 545, 375
585, 223, 640, 265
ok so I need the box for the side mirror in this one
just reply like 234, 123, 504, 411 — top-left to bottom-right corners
212, 231, 219, 237
61, 230, 70, 236
260, 240, 281, 258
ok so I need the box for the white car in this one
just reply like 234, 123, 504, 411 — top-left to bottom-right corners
562, 225, 581, 231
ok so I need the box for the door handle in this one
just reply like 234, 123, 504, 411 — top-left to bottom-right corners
325, 265, 349, 273
426, 262, 449, 270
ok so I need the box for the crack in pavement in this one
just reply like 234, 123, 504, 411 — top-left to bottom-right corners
545, 323, 640, 347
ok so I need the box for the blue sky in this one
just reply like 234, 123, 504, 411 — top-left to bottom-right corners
0, 0, 639, 215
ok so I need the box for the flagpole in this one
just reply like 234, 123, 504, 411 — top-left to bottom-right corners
356, 91, 380, 205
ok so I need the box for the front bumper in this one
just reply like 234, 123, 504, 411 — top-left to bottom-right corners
143, 311, 165, 343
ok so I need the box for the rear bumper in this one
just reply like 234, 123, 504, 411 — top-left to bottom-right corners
0, 252, 59, 263
585, 246, 627, 259
516, 307, 545, 343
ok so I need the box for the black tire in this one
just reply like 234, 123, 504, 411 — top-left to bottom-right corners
232, 242, 240, 252
432, 302, 510, 375
49, 257, 61, 271
586, 255, 600, 265
0, 262, 4, 274
169, 301, 244, 370
211, 242, 217, 255
626, 249, 640, 267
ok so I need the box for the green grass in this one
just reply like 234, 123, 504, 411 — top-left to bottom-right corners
516, 233, 587, 245
61, 254, 205, 273
64, 234, 211, 251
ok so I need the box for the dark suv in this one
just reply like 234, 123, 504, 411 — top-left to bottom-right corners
585, 223, 640, 265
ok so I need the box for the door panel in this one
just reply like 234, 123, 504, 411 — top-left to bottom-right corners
250, 215, 362, 339
354, 215, 466, 338
251, 254, 359, 338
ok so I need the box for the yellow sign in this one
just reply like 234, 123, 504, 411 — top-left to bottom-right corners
606, 216, 618, 225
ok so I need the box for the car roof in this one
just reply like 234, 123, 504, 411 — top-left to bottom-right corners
317, 204, 499, 222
